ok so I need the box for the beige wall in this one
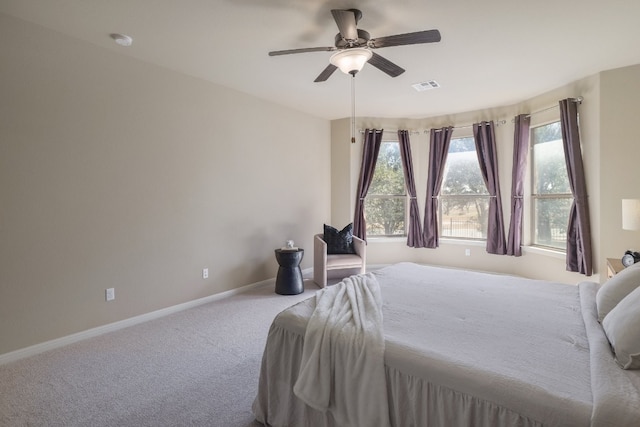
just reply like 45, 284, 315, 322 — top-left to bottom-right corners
0, 14, 331, 355
599, 64, 640, 268
330, 120, 353, 224
331, 70, 637, 285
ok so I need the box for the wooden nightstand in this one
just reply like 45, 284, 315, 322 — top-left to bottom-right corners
606, 258, 625, 278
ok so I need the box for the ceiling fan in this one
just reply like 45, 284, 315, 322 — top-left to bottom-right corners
268, 8, 441, 82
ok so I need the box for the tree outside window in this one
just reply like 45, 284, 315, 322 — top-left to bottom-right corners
531, 122, 571, 250
440, 137, 489, 239
365, 141, 406, 236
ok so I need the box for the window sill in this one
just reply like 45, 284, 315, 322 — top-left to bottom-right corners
522, 245, 566, 259
439, 238, 487, 247
366, 237, 567, 261
367, 236, 407, 243
368, 237, 488, 246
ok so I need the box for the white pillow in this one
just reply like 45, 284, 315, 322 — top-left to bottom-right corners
602, 286, 640, 369
596, 261, 640, 322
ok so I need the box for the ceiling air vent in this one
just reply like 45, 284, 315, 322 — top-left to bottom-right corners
412, 80, 440, 92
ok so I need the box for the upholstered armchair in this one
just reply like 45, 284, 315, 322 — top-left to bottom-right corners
313, 233, 366, 288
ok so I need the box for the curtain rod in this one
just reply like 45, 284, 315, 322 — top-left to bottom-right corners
358, 129, 421, 135
522, 96, 583, 119
357, 96, 582, 135
358, 120, 507, 135
429, 119, 507, 132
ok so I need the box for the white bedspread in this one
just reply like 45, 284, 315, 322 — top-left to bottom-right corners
252, 262, 640, 427
293, 273, 389, 427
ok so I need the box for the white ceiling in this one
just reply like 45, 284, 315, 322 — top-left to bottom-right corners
2, 0, 640, 120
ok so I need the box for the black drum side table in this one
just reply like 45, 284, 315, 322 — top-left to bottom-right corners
274, 248, 304, 295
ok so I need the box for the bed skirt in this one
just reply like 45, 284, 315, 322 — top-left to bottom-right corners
252, 321, 543, 427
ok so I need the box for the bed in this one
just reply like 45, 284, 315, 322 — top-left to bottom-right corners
252, 262, 640, 427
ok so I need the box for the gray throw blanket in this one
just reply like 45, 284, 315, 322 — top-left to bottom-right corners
293, 273, 389, 427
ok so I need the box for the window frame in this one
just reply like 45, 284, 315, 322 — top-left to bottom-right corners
364, 139, 409, 238
438, 135, 490, 241
529, 120, 572, 252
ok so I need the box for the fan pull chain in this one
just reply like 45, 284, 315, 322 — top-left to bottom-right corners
351, 74, 356, 143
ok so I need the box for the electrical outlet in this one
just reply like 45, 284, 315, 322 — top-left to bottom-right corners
202, 268, 208, 279
465, 248, 471, 256
105, 288, 115, 302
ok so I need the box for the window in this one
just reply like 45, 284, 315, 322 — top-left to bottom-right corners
365, 141, 407, 236
531, 121, 571, 250
439, 137, 489, 239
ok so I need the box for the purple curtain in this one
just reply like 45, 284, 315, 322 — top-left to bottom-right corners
506, 115, 531, 256
423, 127, 453, 248
559, 99, 593, 275
473, 121, 506, 255
353, 129, 383, 241
398, 130, 423, 247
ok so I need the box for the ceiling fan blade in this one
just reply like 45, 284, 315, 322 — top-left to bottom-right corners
331, 9, 359, 41
314, 64, 338, 82
368, 52, 405, 77
370, 29, 441, 49
269, 47, 336, 56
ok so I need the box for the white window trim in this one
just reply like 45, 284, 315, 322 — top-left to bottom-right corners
439, 136, 489, 241
529, 119, 569, 253
365, 140, 409, 238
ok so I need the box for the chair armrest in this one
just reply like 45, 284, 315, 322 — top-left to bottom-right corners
352, 236, 366, 273
314, 234, 327, 258
314, 234, 328, 288
352, 235, 365, 257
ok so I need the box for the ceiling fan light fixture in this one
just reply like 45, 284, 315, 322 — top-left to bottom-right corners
330, 48, 372, 75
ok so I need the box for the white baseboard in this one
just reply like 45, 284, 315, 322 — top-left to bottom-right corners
0, 272, 300, 366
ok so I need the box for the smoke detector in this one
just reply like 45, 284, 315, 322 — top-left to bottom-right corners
110, 33, 133, 47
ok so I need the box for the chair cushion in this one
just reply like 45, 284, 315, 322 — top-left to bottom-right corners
324, 223, 356, 255
326, 254, 362, 269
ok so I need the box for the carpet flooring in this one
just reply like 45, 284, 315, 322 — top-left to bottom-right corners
0, 277, 324, 426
